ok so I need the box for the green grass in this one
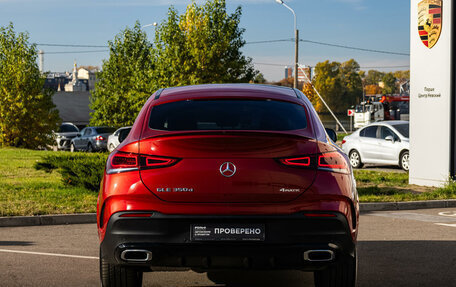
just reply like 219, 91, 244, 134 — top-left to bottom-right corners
337, 133, 350, 142
355, 170, 456, 202
0, 148, 97, 216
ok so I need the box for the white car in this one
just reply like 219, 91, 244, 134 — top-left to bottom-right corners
107, 126, 131, 152
341, 121, 409, 171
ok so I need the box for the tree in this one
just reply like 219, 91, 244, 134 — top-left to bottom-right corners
381, 72, 397, 94
0, 23, 60, 148
90, 22, 156, 127
312, 59, 362, 113
365, 84, 382, 95
90, 0, 257, 127
364, 70, 385, 86
252, 73, 266, 84
153, 0, 257, 87
302, 83, 323, 112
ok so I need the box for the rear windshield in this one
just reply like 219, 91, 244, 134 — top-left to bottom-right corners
95, 127, 116, 134
391, 123, 409, 138
58, 124, 78, 133
149, 100, 308, 131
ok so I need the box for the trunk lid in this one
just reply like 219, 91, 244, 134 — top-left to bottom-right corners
139, 132, 317, 203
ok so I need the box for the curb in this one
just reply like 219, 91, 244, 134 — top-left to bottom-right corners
2, 200, 456, 227
359, 199, 456, 212
0, 213, 96, 227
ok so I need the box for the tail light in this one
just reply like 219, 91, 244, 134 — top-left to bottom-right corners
342, 139, 346, 145
106, 151, 180, 174
278, 151, 349, 174
95, 135, 105, 141
279, 156, 311, 167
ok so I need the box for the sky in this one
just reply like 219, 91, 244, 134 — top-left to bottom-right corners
0, 0, 410, 82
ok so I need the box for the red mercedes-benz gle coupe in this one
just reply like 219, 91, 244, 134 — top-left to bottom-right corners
97, 84, 359, 287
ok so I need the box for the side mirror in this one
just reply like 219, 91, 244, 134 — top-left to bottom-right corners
77, 133, 81, 137
325, 128, 337, 143
385, 135, 394, 142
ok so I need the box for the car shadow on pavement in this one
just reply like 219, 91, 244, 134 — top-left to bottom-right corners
0, 241, 34, 246
358, 240, 456, 287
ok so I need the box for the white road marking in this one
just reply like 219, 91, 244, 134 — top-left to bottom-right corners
370, 212, 456, 223
435, 223, 456, 228
438, 211, 456, 217
0, 249, 98, 260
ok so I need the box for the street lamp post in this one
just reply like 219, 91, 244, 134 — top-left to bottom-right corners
141, 22, 157, 29
275, 0, 299, 89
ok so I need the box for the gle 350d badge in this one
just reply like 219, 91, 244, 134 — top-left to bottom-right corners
418, 0, 442, 48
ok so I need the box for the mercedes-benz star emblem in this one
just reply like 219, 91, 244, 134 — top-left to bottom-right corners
219, 162, 236, 177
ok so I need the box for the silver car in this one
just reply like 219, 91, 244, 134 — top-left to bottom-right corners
107, 126, 131, 152
70, 126, 116, 152
52, 122, 80, 151
341, 121, 409, 171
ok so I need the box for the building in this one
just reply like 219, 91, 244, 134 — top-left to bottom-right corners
297, 65, 312, 84
52, 91, 92, 127
64, 62, 87, 92
285, 66, 293, 79
44, 73, 70, 91
78, 67, 98, 90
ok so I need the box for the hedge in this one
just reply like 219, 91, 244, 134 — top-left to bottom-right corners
34, 153, 108, 191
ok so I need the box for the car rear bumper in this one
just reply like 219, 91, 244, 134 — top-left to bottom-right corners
100, 211, 355, 271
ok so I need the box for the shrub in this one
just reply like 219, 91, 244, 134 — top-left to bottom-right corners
35, 153, 108, 191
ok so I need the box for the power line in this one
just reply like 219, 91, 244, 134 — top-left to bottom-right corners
254, 62, 410, 69
35, 43, 108, 48
300, 39, 410, 56
44, 50, 108, 54
245, 39, 293, 45
35, 38, 409, 56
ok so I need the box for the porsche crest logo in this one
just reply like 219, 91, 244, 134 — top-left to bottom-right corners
418, 0, 442, 48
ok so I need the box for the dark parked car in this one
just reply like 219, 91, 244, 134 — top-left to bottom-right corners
98, 84, 359, 287
70, 126, 116, 152
51, 122, 79, 151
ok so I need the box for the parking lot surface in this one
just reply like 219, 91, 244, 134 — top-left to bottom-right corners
1, 208, 456, 286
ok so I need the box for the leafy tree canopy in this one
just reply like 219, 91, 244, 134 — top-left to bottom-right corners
90, 22, 155, 127
91, 0, 257, 127
0, 23, 59, 148
311, 59, 362, 113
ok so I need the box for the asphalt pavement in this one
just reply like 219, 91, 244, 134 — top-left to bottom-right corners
1, 208, 456, 286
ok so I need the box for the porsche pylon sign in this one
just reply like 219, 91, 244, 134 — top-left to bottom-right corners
418, 0, 442, 48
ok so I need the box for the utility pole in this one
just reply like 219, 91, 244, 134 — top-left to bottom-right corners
294, 29, 299, 89
275, 0, 299, 89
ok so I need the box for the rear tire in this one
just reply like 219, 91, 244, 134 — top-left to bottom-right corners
400, 151, 409, 172
100, 249, 143, 287
88, 143, 94, 152
314, 249, 357, 287
349, 150, 363, 169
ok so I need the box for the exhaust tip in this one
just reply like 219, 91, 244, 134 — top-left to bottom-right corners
303, 250, 335, 262
120, 249, 152, 262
